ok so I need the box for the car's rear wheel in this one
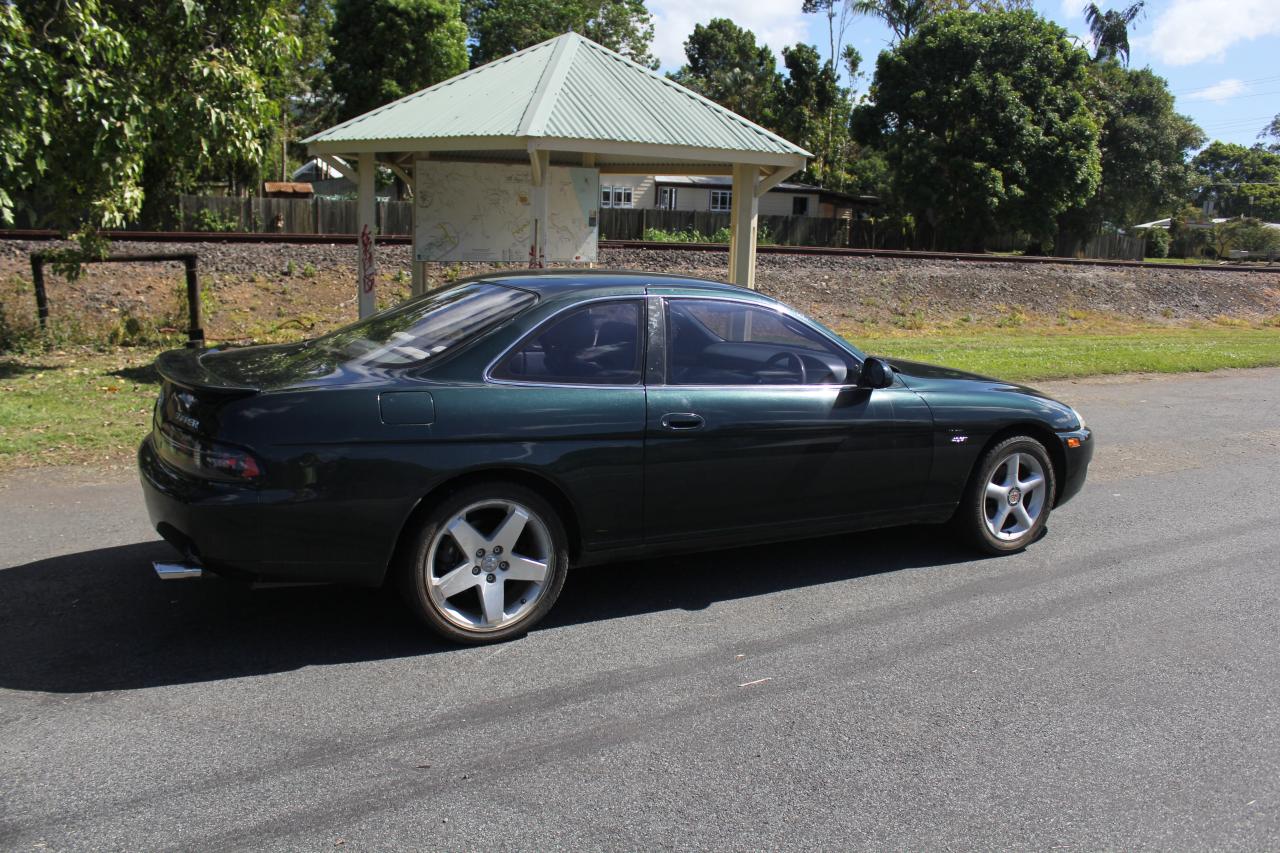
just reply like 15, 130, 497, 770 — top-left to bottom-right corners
958, 436, 1056, 554
401, 483, 569, 643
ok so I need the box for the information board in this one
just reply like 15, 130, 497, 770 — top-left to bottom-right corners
414, 161, 599, 263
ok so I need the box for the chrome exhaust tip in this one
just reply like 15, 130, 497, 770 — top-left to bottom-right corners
153, 561, 204, 580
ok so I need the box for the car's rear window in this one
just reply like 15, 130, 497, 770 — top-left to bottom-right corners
316, 283, 536, 367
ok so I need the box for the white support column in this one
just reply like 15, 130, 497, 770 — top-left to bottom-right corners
728, 163, 760, 289
411, 154, 428, 297
529, 149, 551, 268
356, 151, 377, 317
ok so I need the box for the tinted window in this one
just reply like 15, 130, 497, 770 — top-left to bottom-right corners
666, 299, 855, 386
315, 282, 536, 367
494, 301, 643, 385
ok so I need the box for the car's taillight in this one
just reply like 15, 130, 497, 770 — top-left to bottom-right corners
156, 422, 263, 483
201, 443, 262, 480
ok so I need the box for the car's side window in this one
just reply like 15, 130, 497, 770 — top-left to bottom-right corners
493, 300, 643, 385
665, 299, 856, 386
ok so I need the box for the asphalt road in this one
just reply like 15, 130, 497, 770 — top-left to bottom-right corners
2, 368, 1278, 851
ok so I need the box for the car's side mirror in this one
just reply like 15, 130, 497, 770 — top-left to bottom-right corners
858, 356, 894, 389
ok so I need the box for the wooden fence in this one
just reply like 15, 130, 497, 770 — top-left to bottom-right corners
1053, 229, 1145, 262
599, 208, 856, 247
176, 195, 413, 235
173, 195, 1145, 260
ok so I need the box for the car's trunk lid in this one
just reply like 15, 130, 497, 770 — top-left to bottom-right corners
155, 348, 261, 395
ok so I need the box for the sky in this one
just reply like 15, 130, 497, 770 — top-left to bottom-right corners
645, 0, 1280, 149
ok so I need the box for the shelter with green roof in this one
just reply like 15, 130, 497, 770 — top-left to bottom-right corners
305, 32, 810, 316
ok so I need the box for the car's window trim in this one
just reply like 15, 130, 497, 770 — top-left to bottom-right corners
657, 295, 865, 389
484, 295, 649, 389
644, 294, 666, 386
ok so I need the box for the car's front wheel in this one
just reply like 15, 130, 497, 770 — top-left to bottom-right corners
957, 436, 1057, 555
401, 482, 569, 643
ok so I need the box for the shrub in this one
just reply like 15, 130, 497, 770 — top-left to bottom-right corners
1142, 227, 1170, 259
642, 227, 704, 243
191, 209, 241, 232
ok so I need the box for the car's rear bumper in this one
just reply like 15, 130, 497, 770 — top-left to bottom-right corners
138, 436, 389, 585
1055, 427, 1094, 506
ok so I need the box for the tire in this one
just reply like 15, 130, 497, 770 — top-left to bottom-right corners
399, 482, 569, 643
956, 435, 1057, 555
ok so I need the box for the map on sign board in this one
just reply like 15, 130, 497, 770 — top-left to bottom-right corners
414, 161, 599, 263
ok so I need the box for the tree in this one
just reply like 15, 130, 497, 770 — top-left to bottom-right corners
848, 0, 935, 44
132, 0, 303, 226
286, 1, 340, 140
1059, 63, 1202, 238
805, 0, 1033, 50
1084, 1, 1144, 65
1261, 114, 1280, 153
329, 0, 468, 121
0, 0, 298, 236
778, 45, 839, 162
854, 10, 1100, 250
464, 0, 656, 68
669, 19, 781, 130
1191, 141, 1280, 221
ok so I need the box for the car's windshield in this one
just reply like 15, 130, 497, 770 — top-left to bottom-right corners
316, 282, 537, 367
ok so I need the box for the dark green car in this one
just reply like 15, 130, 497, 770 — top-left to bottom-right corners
139, 271, 1093, 642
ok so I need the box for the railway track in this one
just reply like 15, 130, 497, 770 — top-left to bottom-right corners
2, 228, 1275, 273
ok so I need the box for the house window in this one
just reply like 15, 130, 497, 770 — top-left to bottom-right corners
710, 189, 732, 212
658, 187, 678, 210
601, 185, 633, 209
792, 196, 809, 216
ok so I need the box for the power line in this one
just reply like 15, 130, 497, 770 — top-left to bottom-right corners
1184, 89, 1280, 104
1174, 74, 1280, 96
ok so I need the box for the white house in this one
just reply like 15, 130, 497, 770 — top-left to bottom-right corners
600, 174, 878, 220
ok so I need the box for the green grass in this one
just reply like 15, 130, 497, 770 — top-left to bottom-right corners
0, 349, 160, 471
852, 327, 1280, 382
3, 324, 1280, 471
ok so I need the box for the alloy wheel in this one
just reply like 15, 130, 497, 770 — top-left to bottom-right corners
983, 452, 1047, 541
424, 499, 554, 632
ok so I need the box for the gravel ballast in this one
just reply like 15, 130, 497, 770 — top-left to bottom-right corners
2, 239, 1277, 339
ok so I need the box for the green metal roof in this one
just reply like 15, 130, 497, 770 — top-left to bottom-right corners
304, 33, 809, 162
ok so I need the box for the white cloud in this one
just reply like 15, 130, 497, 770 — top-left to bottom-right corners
648, 0, 812, 70
1141, 0, 1280, 65
1185, 78, 1246, 101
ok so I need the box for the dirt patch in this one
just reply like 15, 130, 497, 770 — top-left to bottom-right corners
2, 239, 1277, 344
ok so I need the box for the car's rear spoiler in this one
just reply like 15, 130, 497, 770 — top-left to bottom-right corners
155, 348, 259, 395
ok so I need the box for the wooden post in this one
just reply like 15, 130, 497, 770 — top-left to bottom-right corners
529, 149, 551, 267
728, 163, 759, 288
29, 255, 48, 330
356, 152, 377, 317
184, 257, 204, 348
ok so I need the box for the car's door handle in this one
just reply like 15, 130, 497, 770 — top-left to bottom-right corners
660, 412, 705, 431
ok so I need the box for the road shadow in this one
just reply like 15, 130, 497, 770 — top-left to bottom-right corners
0, 527, 976, 694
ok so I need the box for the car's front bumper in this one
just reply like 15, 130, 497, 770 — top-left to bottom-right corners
1055, 427, 1094, 506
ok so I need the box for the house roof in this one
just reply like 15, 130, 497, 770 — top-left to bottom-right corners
1134, 217, 1280, 230
303, 32, 809, 168
651, 175, 879, 203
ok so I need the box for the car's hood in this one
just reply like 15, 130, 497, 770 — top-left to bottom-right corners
883, 357, 1042, 395
881, 357, 1081, 430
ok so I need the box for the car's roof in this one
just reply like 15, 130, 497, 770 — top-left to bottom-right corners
459, 269, 774, 302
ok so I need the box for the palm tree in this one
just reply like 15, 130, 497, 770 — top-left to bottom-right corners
852, 0, 935, 45
1084, 1, 1144, 65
